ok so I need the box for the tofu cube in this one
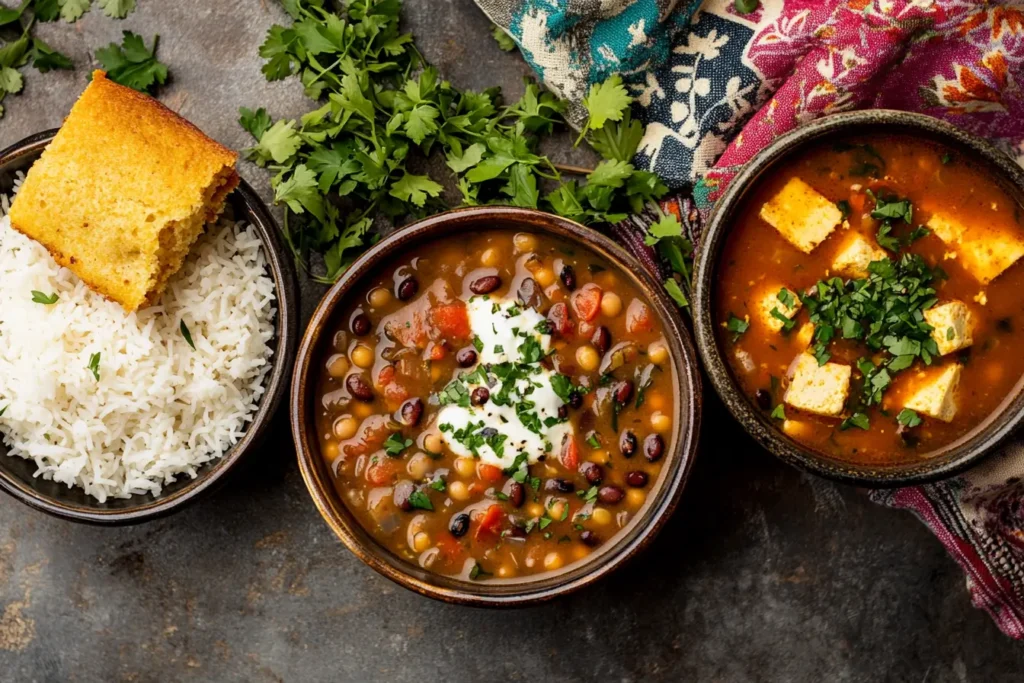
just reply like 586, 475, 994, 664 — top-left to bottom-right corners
924, 301, 973, 356
926, 212, 1024, 284
760, 177, 843, 253
784, 352, 851, 417
795, 323, 815, 349
758, 287, 802, 333
831, 233, 887, 278
904, 364, 962, 423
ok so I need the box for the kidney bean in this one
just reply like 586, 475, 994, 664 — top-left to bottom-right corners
591, 326, 611, 354
560, 264, 577, 291
396, 276, 419, 301
346, 374, 374, 402
558, 405, 569, 420
546, 302, 573, 337
597, 485, 625, 505
350, 312, 371, 336
619, 430, 638, 457
506, 481, 525, 508
517, 277, 544, 309
643, 434, 664, 463
613, 380, 634, 405
393, 480, 415, 511
580, 530, 601, 547
470, 275, 502, 295
626, 471, 649, 488
755, 389, 771, 410
456, 347, 478, 367
578, 461, 603, 486
471, 387, 490, 405
449, 513, 470, 538
545, 478, 575, 493
396, 398, 423, 427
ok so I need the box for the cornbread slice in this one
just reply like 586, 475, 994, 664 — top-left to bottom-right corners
9, 71, 239, 311
760, 177, 843, 253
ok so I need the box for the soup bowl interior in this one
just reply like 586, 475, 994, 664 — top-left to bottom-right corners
0, 131, 299, 524
693, 110, 1024, 487
293, 206, 701, 605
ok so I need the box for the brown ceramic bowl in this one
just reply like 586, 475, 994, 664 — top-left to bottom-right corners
0, 130, 299, 524
292, 206, 702, 605
693, 110, 1024, 487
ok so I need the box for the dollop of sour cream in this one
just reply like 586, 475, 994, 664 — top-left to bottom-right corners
435, 297, 573, 469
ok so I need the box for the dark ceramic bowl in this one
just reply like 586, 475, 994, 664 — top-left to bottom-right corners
292, 206, 702, 606
0, 130, 299, 524
693, 110, 1024, 487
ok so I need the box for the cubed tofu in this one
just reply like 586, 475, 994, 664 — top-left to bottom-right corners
924, 301, 973, 356
758, 287, 802, 333
904, 364, 962, 423
926, 212, 1024, 285
760, 177, 843, 253
784, 352, 851, 417
831, 233, 887, 278
795, 323, 814, 349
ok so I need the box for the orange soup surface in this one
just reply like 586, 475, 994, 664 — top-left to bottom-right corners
315, 229, 676, 580
716, 134, 1024, 464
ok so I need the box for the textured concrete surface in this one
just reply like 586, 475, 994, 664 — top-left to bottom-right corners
1, 2, 1024, 681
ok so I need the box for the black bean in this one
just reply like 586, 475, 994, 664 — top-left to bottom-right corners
449, 513, 470, 537
614, 380, 634, 405
471, 387, 490, 406
350, 312, 372, 336
470, 275, 502, 295
619, 430, 638, 458
346, 374, 374, 402
568, 392, 583, 410
591, 326, 611, 354
557, 405, 569, 420
626, 471, 649, 488
580, 530, 601, 547
516, 277, 543, 309
545, 478, 575, 493
396, 398, 423, 427
396, 276, 419, 301
456, 347, 478, 367
597, 485, 625, 505
643, 434, 664, 463
393, 480, 415, 511
755, 389, 772, 410
559, 264, 577, 291
579, 461, 603, 486
506, 481, 525, 508
897, 423, 920, 447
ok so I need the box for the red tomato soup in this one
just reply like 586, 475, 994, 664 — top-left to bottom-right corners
314, 229, 676, 580
715, 134, 1024, 465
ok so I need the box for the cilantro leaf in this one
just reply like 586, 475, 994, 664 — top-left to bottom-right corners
581, 74, 631, 133
770, 404, 786, 420
840, 412, 870, 431
31, 290, 58, 305
30, 38, 73, 73
95, 32, 168, 94
664, 278, 689, 308
60, 0, 91, 22
897, 408, 922, 428
726, 314, 749, 341
87, 352, 101, 381
390, 174, 443, 207
98, 0, 137, 19
645, 213, 683, 245
407, 490, 433, 511
490, 25, 515, 51
383, 432, 413, 457
239, 107, 273, 141
179, 320, 196, 350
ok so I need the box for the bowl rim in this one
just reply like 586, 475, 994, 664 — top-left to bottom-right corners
0, 130, 299, 524
692, 109, 1024, 487
291, 205, 702, 606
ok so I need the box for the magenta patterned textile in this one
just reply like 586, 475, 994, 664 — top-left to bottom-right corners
695, 0, 1024, 639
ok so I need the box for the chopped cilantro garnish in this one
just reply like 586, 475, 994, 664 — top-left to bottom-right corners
408, 489, 433, 510
469, 562, 492, 580
897, 408, 923, 428
586, 433, 600, 449
87, 352, 101, 381
472, 336, 484, 352
429, 477, 446, 492
726, 314, 749, 341
31, 291, 58, 305
383, 432, 413, 457
770, 404, 785, 420
840, 412, 870, 431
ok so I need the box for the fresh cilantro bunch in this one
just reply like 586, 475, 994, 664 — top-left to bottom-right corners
241, 0, 672, 284
0, 0, 152, 118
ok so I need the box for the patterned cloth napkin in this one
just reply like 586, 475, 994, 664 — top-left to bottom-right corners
478, 0, 1024, 637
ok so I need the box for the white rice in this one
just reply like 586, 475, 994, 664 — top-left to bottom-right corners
0, 176, 277, 502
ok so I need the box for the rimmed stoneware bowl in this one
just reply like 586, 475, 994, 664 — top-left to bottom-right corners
0, 130, 299, 524
693, 109, 1024, 487
292, 206, 702, 606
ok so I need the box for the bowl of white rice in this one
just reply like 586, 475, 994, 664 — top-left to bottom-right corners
0, 131, 298, 524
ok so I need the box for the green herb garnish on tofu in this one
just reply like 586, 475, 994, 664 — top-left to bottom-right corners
726, 313, 749, 342
770, 404, 786, 420
897, 408, 923, 428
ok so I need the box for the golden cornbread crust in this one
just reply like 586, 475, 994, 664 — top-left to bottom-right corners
9, 70, 240, 311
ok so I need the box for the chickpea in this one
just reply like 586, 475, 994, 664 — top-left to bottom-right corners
497, 564, 517, 578
575, 345, 600, 372
527, 502, 545, 519
645, 391, 666, 411
322, 441, 339, 459
407, 453, 431, 480
369, 287, 392, 308
353, 402, 374, 418
327, 354, 350, 378
572, 544, 590, 561
423, 432, 443, 455
589, 449, 608, 465
651, 411, 672, 433
412, 532, 432, 553
534, 267, 556, 287
454, 457, 476, 478
600, 292, 623, 317
591, 507, 612, 525
448, 481, 470, 501
548, 500, 566, 520
543, 552, 564, 571
513, 232, 538, 253
626, 488, 646, 508
350, 345, 374, 369
648, 342, 669, 365
481, 247, 501, 267
430, 365, 444, 382
333, 416, 358, 440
